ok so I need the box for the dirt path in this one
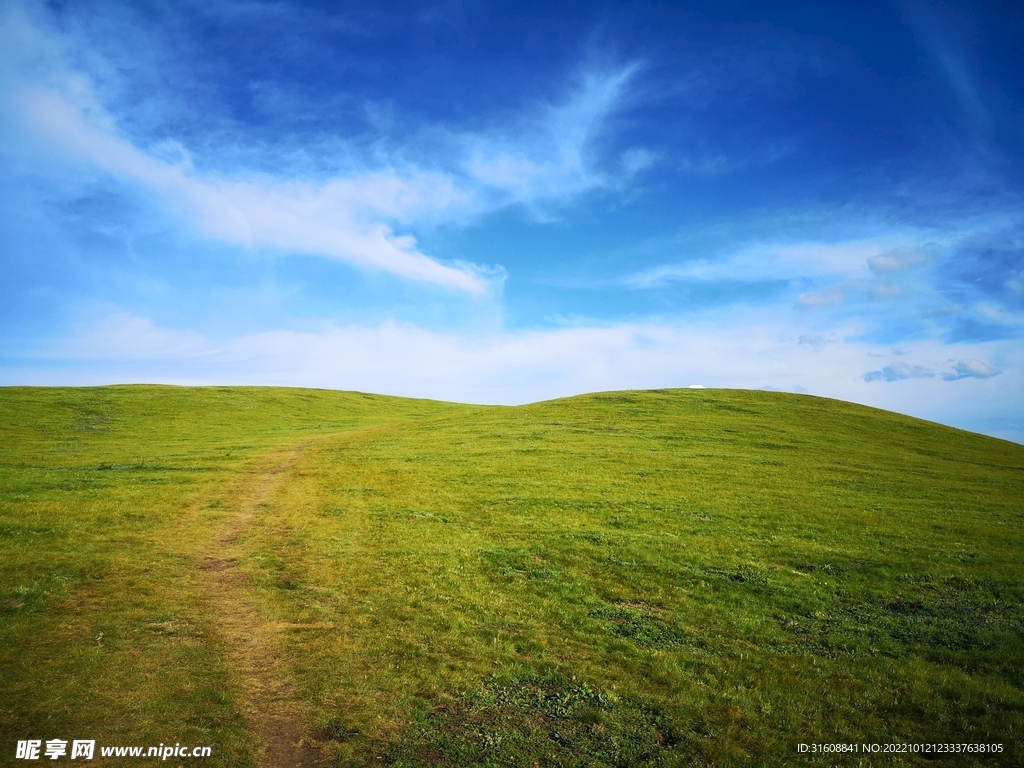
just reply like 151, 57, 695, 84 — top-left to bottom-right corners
198, 444, 325, 768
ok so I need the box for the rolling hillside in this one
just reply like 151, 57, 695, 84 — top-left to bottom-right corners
1, 386, 1022, 766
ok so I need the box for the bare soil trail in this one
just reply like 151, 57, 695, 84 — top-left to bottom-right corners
197, 444, 326, 768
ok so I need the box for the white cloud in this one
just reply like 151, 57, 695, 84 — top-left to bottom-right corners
868, 244, 932, 272
796, 287, 844, 307
776, 241, 895, 276
797, 333, 831, 347
9, 311, 1016, 441
975, 302, 1024, 329
942, 359, 998, 381
620, 147, 656, 175
461, 64, 641, 208
864, 362, 935, 382
1006, 271, 1024, 296
623, 237, 938, 290
53, 311, 206, 360
616, 236, 949, 310
17, 85, 489, 292
923, 305, 962, 318
2, 6, 640, 292
865, 358, 1000, 383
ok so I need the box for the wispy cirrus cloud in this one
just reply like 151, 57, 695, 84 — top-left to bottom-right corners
622, 238, 929, 291
796, 286, 845, 308
1, 2, 643, 293
20, 86, 489, 291
868, 244, 935, 273
461, 64, 643, 210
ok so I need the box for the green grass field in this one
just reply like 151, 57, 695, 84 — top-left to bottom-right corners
1, 385, 1022, 766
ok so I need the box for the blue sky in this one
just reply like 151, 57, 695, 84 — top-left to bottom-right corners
1, 0, 1022, 441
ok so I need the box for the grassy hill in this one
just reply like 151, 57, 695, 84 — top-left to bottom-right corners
1, 386, 1022, 766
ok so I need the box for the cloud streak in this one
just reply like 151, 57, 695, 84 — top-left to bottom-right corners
3, 4, 642, 292
17, 83, 489, 291
864, 363, 935, 382
864, 358, 1000, 383
7, 310, 1016, 438
462, 64, 642, 209
942, 359, 999, 381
